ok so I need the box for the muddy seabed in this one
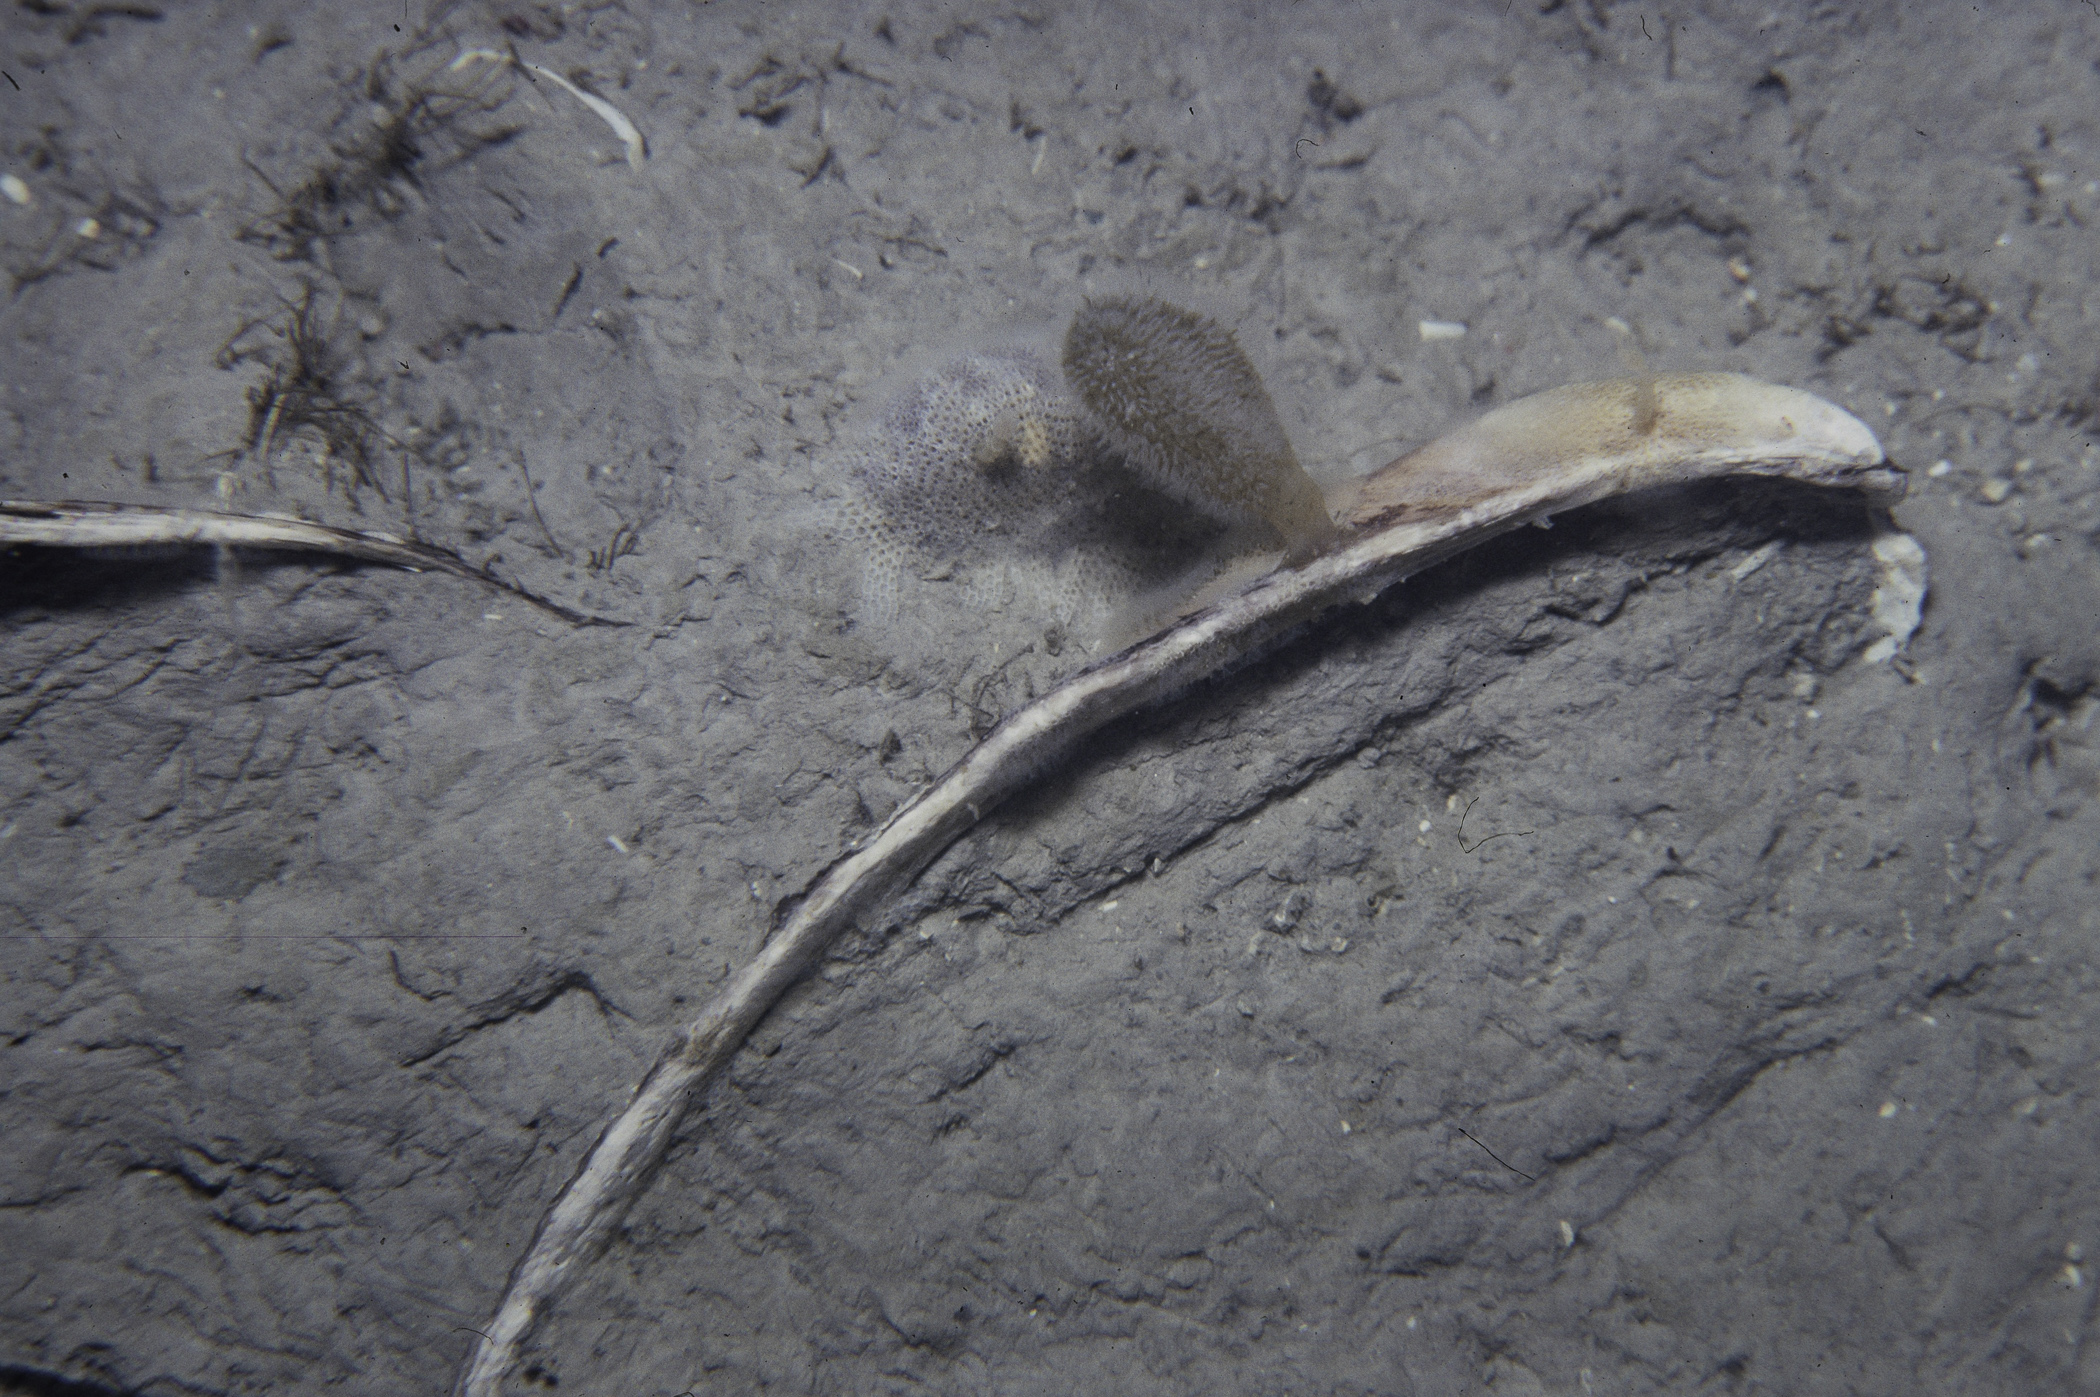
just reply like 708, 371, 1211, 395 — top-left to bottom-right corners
2, 3, 2096, 1394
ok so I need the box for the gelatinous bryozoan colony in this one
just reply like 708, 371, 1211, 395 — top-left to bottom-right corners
1061, 295, 1338, 559
840, 345, 1143, 631
841, 299, 1343, 647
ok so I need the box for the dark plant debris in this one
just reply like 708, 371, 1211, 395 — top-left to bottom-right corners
238, 45, 523, 263
219, 285, 391, 507
586, 523, 641, 575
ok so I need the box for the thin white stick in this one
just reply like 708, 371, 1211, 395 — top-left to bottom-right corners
522, 64, 648, 169
451, 380, 1901, 1395
0, 500, 618, 625
450, 47, 647, 168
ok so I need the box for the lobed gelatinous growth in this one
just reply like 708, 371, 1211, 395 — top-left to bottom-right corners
1061, 295, 1337, 558
850, 347, 1090, 558
840, 345, 1113, 625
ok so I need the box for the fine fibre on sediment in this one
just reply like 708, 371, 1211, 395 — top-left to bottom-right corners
1061, 295, 1339, 558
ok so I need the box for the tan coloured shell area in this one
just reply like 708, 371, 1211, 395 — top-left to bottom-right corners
1346, 372, 1887, 527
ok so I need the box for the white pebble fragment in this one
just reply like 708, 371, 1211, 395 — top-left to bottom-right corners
1560, 1219, 1576, 1249
1418, 319, 1468, 342
606, 835, 631, 854
0, 174, 29, 206
1862, 531, 1928, 665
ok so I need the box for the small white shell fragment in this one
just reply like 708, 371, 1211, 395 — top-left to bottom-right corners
1729, 539, 1785, 581
1927, 460, 1953, 477
1418, 319, 1469, 341
525, 63, 648, 168
1559, 1219, 1576, 1249
0, 174, 29, 206
75, 217, 99, 239
1980, 478, 2013, 503
450, 47, 647, 169
1862, 531, 1928, 665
